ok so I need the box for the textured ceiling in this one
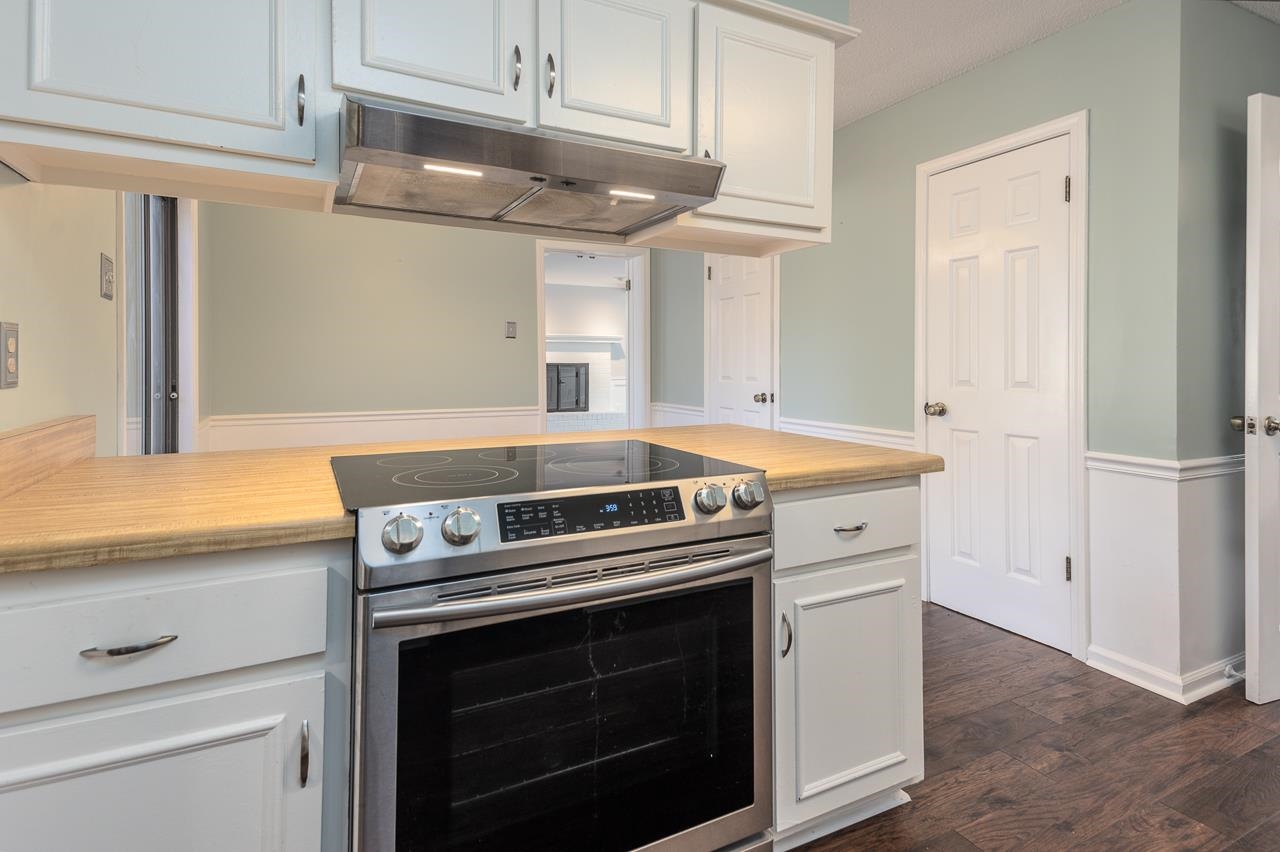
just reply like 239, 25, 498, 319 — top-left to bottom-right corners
835, 0, 1127, 127
1233, 0, 1280, 24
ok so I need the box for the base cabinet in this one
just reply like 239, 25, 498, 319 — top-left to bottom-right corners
0, 674, 324, 852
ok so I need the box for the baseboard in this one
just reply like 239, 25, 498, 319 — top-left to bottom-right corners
1084, 451, 1244, 481
772, 789, 911, 851
200, 406, 544, 451
779, 416, 916, 450
649, 402, 707, 427
1086, 644, 1243, 705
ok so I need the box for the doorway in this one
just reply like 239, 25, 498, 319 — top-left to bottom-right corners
704, 254, 780, 428
916, 114, 1089, 655
536, 242, 650, 433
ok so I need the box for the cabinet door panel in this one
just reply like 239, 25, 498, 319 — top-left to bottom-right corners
775, 556, 923, 831
539, 0, 692, 151
696, 5, 832, 228
0, 675, 323, 852
333, 0, 533, 124
0, 0, 315, 162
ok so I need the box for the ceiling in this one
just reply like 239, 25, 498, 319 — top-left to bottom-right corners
834, 0, 1280, 128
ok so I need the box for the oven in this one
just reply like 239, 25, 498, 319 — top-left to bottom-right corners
352, 533, 773, 852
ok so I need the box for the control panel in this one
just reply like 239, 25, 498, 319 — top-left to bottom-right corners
499, 487, 685, 543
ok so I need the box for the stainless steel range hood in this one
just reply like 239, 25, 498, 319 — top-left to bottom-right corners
335, 97, 725, 238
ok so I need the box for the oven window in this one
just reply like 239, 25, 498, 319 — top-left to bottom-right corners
395, 580, 755, 851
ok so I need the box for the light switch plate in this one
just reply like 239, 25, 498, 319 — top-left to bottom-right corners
0, 322, 17, 389
100, 253, 114, 301
505, 321, 517, 339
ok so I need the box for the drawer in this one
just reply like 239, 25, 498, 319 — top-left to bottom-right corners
0, 566, 328, 715
774, 486, 920, 571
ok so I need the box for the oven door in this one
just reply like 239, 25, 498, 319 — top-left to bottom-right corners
354, 536, 773, 852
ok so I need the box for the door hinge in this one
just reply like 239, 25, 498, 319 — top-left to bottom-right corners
707, 265, 712, 280
1064, 176, 1071, 203
1065, 556, 1072, 582
624, 278, 632, 291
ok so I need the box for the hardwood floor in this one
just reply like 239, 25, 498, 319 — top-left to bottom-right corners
798, 604, 1280, 851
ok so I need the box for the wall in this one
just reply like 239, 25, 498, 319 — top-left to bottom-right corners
1175, 0, 1280, 460
0, 166, 118, 455
198, 202, 539, 417
782, 0, 1183, 457
772, 0, 848, 25
649, 249, 704, 408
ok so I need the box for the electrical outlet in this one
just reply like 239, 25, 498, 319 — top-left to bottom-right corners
0, 322, 17, 389
100, 253, 115, 301
505, 321, 517, 339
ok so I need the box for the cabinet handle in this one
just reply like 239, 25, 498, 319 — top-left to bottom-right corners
512, 44, 523, 91
546, 53, 556, 98
780, 612, 793, 658
80, 634, 178, 659
296, 73, 306, 126
300, 719, 310, 788
834, 522, 869, 535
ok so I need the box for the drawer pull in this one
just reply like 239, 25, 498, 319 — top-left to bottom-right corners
300, 719, 310, 788
833, 522, 870, 535
780, 612, 794, 658
79, 634, 178, 659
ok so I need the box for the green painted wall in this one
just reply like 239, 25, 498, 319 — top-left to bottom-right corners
650, 249, 704, 407
771, 0, 847, 25
782, 0, 1185, 457
199, 203, 539, 415
1175, 0, 1280, 459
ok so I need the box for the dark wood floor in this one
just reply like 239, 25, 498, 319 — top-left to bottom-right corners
799, 604, 1280, 851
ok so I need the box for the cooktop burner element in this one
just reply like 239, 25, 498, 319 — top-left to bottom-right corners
330, 439, 758, 510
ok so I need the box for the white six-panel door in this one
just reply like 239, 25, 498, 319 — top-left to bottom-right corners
333, 0, 534, 124
924, 136, 1073, 651
1245, 93, 1280, 704
538, 0, 693, 152
707, 255, 775, 427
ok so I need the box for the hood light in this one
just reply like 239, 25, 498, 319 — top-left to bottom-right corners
423, 164, 484, 178
609, 189, 656, 201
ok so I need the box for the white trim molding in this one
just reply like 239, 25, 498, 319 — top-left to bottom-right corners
649, 403, 707, 428
199, 406, 544, 452
779, 417, 915, 450
1084, 451, 1245, 481
1087, 645, 1245, 706
914, 110, 1091, 659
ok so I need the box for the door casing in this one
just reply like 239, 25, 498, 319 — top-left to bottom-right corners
703, 253, 782, 431
913, 111, 1091, 660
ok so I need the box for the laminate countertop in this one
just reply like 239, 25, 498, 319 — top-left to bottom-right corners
0, 424, 942, 574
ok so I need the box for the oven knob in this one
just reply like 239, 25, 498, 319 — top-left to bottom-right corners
732, 480, 766, 510
381, 513, 424, 554
693, 484, 728, 515
441, 507, 482, 546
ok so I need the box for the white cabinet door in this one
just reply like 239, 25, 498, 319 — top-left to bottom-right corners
0, 674, 324, 852
537, 0, 693, 151
695, 4, 833, 229
0, 0, 315, 162
774, 557, 923, 832
333, 0, 534, 124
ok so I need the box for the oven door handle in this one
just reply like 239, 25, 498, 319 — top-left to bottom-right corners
370, 546, 773, 629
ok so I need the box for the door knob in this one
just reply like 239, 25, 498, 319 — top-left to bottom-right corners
1267, 416, 1280, 436
753, 393, 766, 403
1230, 415, 1246, 432
923, 401, 948, 417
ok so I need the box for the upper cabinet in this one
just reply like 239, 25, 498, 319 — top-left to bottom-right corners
695, 4, 832, 228
332, 0, 534, 125
0, 0, 315, 162
537, 0, 693, 152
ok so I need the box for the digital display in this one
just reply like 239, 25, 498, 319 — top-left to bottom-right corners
498, 487, 684, 543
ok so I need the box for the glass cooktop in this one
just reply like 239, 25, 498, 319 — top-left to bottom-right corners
330, 440, 760, 510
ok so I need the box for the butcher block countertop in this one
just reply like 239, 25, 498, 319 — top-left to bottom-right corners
0, 423, 942, 574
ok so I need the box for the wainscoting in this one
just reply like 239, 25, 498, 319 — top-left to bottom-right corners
198, 406, 544, 451
1085, 451, 1246, 704
649, 403, 707, 427
778, 417, 916, 450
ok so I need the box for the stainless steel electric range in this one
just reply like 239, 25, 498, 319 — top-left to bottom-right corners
332, 439, 774, 852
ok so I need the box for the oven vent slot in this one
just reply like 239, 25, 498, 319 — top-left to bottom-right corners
550, 569, 603, 587
600, 563, 646, 580
494, 577, 552, 594
436, 586, 496, 602
646, 554, 693, 571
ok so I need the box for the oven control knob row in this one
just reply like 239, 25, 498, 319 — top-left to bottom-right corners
732, 480, 766, 510
381, 513, 424, 554
693, 483, 728, 515
441, 507, 482, 546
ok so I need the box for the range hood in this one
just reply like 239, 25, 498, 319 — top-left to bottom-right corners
335, 97, 725, 238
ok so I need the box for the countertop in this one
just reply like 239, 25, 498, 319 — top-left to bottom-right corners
0, 424, 942, 574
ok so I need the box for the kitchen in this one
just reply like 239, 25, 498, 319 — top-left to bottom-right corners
2, 1, 1280, 851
